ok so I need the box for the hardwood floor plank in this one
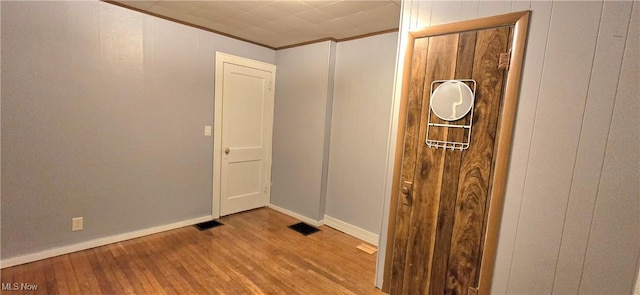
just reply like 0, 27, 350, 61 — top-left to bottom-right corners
51, 257, 72, 294
60, 255, 82, 294
87, 247, 125, 294
107, 243, 155, 295
43, 258, 59, 294
1, 208, 383, 294
70, 250, 106, 294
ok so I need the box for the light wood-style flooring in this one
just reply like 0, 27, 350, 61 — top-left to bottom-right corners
1, 208, 386, 294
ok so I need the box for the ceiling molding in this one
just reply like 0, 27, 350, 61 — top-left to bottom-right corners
276, 37, 337, 50
276, 28, 399, 50
103, 0, 400, 50
103, 0, 277, 50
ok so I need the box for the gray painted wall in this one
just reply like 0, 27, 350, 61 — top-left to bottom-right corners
325, 33, 398, 234
1, 1, 275, 259
271, 41, 336, 221
376, 1, 640, 294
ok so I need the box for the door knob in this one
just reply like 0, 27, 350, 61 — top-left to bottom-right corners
401, 181, 413, 205
224, 147, 230, 155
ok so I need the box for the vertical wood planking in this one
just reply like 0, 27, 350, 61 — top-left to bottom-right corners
389, 37, 430, 294
507, 2, 603, 294
428, 31, 477, 295
579, 2, 640, 294
407, 33, 459, 294
402, 34, 460, 295
445, 27, 509, 295
552, 1, 634, 294
491, 2, 552, 294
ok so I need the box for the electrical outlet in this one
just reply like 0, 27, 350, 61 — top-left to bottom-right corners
72, 217, 83, 231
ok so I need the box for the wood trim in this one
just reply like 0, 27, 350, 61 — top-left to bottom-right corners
409, 11, 529, 39
102, 0, 277, 50
275, 37, 338, 50
274, 29, 400, 50
382, 11, 531, 294
103, 1, 398, 51
335, 28, 400, 43
477, 11, 530, 295
381, 29, 416, 293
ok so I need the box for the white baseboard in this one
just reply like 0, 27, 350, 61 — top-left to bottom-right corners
0, 215, 213, 269
323, 215, 379, 246
267, 203, 324, 227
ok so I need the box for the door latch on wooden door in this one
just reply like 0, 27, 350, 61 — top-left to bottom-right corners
401, 181, 413, 205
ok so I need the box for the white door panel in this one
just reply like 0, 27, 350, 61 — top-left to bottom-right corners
214, 53, 275, 217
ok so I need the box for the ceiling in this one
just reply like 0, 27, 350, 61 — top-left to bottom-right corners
108, 1, 401, 49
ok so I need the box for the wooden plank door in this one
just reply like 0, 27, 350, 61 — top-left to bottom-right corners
386, 12, 530, 295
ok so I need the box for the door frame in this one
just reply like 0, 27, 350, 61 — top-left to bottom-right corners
381, 11, 530, 294
213, 52, 276, 219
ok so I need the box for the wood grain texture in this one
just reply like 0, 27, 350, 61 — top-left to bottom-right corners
384, 8, 531, 295
388, 13, 521, 295
445, 27, 509, 295
389, 37, 430, 294
391, 33, 460, 295
479, 11, 530, 295
0, 208, 383, 295
403, 33, 459, 294
429, 30, 478, 295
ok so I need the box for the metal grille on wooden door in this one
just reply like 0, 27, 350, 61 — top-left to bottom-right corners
387, 12, 529, 295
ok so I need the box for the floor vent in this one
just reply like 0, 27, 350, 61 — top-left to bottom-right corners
195, 220, 223, 231
288, 222, 320, 236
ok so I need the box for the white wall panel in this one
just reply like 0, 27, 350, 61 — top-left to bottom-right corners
326, 33, 398, 234
478, 1, 512, 18
508, 2, 603, 293
510, 1, 531, 13
460, 0, 480, 21
579, 3, 639, 293
415, 0, 432, 28
431, 1, 463, 25
553, 2, 634, 294
271, 41, 334, 221
491, 1, 552, 294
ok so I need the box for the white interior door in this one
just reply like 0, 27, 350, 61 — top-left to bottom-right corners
214, 53, 275, 217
